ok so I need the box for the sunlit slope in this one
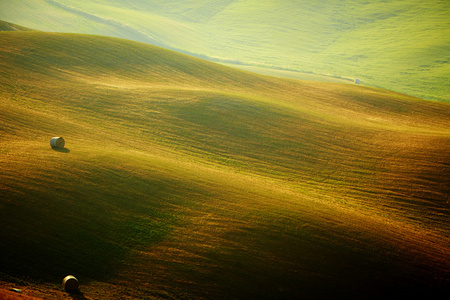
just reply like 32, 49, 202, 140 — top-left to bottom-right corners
0, 20, 34, 32
1, 32, 449, 299
0, 0, 449, 101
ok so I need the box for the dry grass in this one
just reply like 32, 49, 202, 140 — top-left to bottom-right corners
0, 31, 449, 299
0, 287, 47, 300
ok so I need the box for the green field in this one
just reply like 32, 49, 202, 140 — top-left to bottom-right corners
0, 30, 449, 299
0, 0, 448, 102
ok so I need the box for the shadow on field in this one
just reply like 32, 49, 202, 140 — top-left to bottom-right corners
69, 290, 87, 300
0, 172, 182, 286
52, 147, 70, 153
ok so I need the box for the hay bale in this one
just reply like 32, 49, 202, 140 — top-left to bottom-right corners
355, 78, 361, 84
50, 137, 65, 149
62, 275, 79, 293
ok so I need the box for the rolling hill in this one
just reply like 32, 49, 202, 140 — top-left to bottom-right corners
0, 30, 449, 299
0, 20, 34, 32
0, 0, 448, 102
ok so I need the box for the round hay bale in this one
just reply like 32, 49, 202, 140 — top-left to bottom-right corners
62, 275, 79, 293
50, 137, 65, 149
355, 78, 361, 84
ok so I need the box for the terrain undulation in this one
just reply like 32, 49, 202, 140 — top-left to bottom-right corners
0, 30, 449, 299
0, 0, 449, 101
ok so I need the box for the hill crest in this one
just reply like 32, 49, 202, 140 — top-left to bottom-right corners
0, 20, 34, 32
0, 1, 448, 101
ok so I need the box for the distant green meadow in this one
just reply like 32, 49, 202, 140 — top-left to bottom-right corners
0, 0, 448, 101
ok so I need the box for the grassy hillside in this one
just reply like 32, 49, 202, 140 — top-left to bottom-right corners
0, 20, 34, 32
0, 31, 449, 299
0, 0, 448, 102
